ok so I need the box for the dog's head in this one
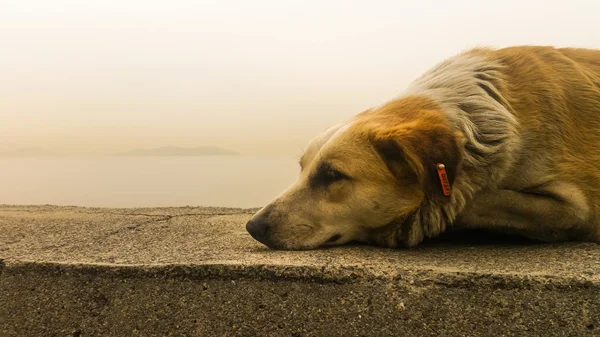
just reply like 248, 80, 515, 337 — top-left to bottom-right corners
246, 96, 463, 250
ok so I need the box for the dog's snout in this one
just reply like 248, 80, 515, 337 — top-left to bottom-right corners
246, 217, 270, 243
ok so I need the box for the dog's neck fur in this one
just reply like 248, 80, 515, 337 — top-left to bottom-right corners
398, 52, 522, 246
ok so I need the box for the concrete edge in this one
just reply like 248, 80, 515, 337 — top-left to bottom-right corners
2, 260, 598, 290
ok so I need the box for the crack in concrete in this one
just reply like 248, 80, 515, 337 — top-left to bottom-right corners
100, 212, 253, 219
97, 212, 252, 239
101, 216, 174, 237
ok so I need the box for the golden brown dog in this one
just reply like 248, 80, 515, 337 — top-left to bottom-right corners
246, 45, 600, 250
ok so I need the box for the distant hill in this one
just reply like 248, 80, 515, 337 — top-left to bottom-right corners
114, 146, 239, 157
0, 148, 58, 157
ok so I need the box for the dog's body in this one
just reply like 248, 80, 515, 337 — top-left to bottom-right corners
247, 45, 600, 250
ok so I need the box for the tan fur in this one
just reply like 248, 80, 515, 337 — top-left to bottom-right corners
247, 45, 600, 250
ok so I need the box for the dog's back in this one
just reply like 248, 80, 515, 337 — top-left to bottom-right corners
464, 46, 600, 239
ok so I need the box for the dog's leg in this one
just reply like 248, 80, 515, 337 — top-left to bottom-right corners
455, 181, 593, 242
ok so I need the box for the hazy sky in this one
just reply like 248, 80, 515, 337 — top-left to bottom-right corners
1, 0, 599, 156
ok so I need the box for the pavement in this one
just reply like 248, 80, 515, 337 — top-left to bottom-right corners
1, 205, 600, 336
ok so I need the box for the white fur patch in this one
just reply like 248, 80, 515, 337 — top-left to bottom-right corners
302, 121, 355, 168
380, 52, 522, 243
322, 122, 353, 149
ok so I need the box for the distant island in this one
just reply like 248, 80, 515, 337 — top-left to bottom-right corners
113, 146, 239, 157
0, 148, 58, 157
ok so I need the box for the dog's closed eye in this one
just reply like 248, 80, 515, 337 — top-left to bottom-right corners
310, 162, 350, 188
323, 168, 348, 183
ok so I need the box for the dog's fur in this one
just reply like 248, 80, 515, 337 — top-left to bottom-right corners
246, 45, 600, 250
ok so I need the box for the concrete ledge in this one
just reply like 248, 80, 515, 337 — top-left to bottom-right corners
1, 205, 600, 336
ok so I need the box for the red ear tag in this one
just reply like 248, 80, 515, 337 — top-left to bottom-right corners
436, 163, 452, 197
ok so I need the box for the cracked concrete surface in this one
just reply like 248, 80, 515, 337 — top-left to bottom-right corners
1, 205, 600, 336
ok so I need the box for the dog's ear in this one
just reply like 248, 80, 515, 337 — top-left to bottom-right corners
371, 123, 463, 199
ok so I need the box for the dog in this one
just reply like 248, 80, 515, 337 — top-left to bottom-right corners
246, 45, 600, 250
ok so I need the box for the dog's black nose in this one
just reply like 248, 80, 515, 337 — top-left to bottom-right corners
246, 217, 270, 243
